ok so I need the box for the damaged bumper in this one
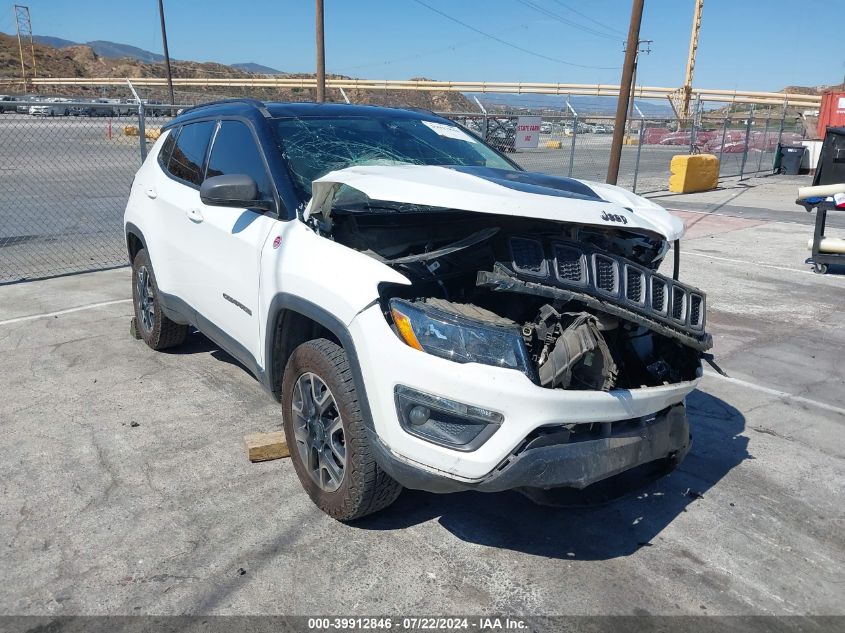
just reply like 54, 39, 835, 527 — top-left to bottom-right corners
349, 303, 700, 486
370, 403, 690, 493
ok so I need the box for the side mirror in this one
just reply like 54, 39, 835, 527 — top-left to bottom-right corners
200, 174, 274, 211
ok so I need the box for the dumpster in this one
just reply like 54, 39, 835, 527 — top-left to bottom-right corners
777, 144, 807, 175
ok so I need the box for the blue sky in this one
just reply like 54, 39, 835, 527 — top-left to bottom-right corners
3, 0, 843, 91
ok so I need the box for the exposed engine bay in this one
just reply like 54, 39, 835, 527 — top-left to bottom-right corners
315, 202, 711, 392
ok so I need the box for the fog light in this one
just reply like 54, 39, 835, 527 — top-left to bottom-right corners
395, 385, 503, 451
408, 405, 431, 426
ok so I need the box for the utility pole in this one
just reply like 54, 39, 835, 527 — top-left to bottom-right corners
681, 0, 704, 119
158, 0, 175, 106
13, 5, 36, 91
316, 0, 326, 103
607, 0, 644, 185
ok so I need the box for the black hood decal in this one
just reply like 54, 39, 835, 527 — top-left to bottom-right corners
446, 166, 603, 202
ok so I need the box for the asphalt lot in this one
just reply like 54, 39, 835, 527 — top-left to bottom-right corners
0, 114, 777, 283
0, 177, 842, 621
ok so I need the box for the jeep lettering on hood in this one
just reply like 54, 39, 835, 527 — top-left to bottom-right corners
306, 164, 709, 393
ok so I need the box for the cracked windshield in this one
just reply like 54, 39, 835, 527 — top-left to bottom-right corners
273, 116, 515, 196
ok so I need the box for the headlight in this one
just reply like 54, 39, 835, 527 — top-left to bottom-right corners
388, 298, 532, 375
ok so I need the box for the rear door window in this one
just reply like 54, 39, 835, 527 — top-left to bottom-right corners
167, 120, 215, 186
206, 121, 272, 201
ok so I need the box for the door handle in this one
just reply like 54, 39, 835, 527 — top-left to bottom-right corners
186, 208, 204, 223
144, 187, 157, 199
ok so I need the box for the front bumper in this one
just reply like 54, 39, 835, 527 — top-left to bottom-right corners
349, 303, 700, 484
369, 404, 690, 493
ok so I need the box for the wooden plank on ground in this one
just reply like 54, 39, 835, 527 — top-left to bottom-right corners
244, 431, 289, 462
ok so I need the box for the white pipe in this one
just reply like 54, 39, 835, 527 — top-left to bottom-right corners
797, 183, 845, 199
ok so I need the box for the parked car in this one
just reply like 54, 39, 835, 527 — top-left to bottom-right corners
0, 95, 16, 113
108, 98, 144, 116
486, 128, 516, 152
16, 95, 41, 113
485, 119, 517, 152
642, 127, 670, 144
145, 100, 176, 117
125, 100, 710, 521
29, 98, 71, 117
659, 130, 716, 147
83, 99, 115, 117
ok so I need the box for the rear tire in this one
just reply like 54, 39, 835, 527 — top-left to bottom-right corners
282, 338, 402, 521
131, 248, 188, 350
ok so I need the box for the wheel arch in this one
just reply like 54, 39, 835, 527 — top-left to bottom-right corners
125, 222, 146, 265
265, 294, 375, 430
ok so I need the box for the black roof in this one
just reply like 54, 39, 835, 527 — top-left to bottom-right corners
165, 99, 444, 129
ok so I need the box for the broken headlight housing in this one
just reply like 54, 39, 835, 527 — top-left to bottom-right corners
389, 298, 532, 376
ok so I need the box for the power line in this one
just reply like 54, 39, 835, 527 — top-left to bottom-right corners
333, 22, 536, 73
515, 0, 620, 41
409, 0, 620, 70
547, 0, 625, 36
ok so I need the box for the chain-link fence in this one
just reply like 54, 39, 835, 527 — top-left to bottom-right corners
1, 95, 809, 284
0, 99, 183, 283
1, 100, 138, 282
442, 107, 807, 194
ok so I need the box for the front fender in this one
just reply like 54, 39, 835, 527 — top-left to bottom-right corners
263, 221, 409, 328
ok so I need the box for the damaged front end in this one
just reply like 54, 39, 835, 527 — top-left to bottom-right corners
305, 166, 711, 396
302, 164, 713, 492
378, 229, 708, 394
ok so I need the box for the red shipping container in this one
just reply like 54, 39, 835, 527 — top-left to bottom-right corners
817, 91, 845, 138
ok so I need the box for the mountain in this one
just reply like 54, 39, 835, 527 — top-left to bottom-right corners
32, 35, 77, 49
232, 62, 284, 75
86, 40, 164, 63
0, 33, 473, 111
31, 35, 282, 75
32, 35, 164, 63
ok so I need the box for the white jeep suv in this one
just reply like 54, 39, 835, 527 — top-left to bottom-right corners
124, 99, 711, 521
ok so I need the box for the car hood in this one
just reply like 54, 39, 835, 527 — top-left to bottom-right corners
305, 165, 684, 241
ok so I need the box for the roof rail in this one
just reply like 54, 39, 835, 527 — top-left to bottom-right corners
178, 98, 268, 117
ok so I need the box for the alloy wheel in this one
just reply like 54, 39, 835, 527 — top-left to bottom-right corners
291, 372, 346, 492
136, 265, 155, 333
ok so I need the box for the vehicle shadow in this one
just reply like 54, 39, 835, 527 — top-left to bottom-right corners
164, 330, 255, 376
354, 389, 748, 561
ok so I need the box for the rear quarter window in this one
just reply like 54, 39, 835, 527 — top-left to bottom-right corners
166, 120, 216, 186
158, 129, 178, 169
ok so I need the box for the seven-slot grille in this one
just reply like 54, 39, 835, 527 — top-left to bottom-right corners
508, 236, 706, 333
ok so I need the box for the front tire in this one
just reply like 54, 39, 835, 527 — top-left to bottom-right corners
131, 248, 188, 350
282, 339, 402, 521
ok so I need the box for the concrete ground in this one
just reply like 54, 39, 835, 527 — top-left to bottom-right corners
1, 175, 843, 619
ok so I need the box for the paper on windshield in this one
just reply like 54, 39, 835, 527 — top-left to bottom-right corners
421, 120, 478, 143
